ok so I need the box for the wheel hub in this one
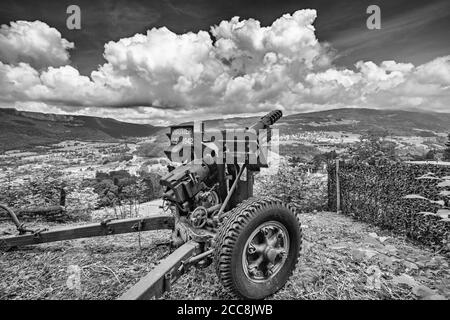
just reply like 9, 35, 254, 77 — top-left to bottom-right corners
242, 221, 289, 282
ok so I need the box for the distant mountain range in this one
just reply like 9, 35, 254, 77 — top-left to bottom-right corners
0, 108, 160, 151
188, 108, 450, 136
1, 107, 449, 151
279, 108, 450, 136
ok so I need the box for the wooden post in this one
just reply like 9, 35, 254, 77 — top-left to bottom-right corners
336, 158, 341, 213
60, 188, 66, 206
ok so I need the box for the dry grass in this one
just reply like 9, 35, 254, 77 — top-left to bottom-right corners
0, 220, 172, 300
1, 212, 449, 300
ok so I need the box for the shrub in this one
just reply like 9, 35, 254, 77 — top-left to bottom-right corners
254, 163, 327, 212
444, 133, 450, 161
65, 184, 99, 221
344, 131, 397, 163
0, 168, 97, 222
84, 170, 163, 219
0, 168, 64, 209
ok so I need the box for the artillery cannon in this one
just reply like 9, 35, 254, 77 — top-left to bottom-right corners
0, 110, 302, 300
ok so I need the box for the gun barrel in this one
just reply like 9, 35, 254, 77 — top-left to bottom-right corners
249, 110, 283, 131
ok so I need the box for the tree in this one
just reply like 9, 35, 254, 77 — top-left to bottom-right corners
425, 149, 436, 161
312, 150, 337, 171
444, 133, 450, 161
345, 131, 397, 163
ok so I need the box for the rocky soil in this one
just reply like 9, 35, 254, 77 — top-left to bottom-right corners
1, 211, 448, 300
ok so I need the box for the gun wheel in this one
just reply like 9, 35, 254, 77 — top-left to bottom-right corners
214, 197, 302, 299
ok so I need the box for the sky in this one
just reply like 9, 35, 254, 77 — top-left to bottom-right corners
0, 0, 449, 124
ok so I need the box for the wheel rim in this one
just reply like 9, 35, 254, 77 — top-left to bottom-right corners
242, 221, 290, 283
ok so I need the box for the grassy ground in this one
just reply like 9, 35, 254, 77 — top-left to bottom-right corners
0, 212, 448, 300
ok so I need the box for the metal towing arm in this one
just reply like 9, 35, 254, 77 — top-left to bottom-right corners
0, 204, 174, 252
118, 241, 203, 300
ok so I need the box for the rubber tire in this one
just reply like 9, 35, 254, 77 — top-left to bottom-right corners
214, 197, 302, 299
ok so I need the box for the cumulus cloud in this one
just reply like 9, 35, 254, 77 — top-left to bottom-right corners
415, 56, 450, 85
0, 10, 449, 123
0, 21, 74, 69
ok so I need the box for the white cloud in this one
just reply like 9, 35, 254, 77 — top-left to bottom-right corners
212, 9, 328, 72
0, 21, 74, 69
0, 10, 449, 124
415, 56, 450, 85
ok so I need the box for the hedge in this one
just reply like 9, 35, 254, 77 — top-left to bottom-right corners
328, 161, 450, 249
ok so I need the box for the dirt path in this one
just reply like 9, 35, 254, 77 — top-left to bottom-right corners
1, 212, 448, 300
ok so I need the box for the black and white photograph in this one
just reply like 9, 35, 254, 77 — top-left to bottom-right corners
0, 0, 449, 306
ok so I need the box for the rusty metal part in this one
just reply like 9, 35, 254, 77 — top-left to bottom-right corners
0, 203, 25, 234
185, 248, 214, 265
0, 214, 174, 249
189, 206, 208, 228
243, 221, 289, 282
217, 164, 246, 218
176, 219, 215, 243
0, 204, 62, 235
118, 241, 200, 300
206, 203, 221, 213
